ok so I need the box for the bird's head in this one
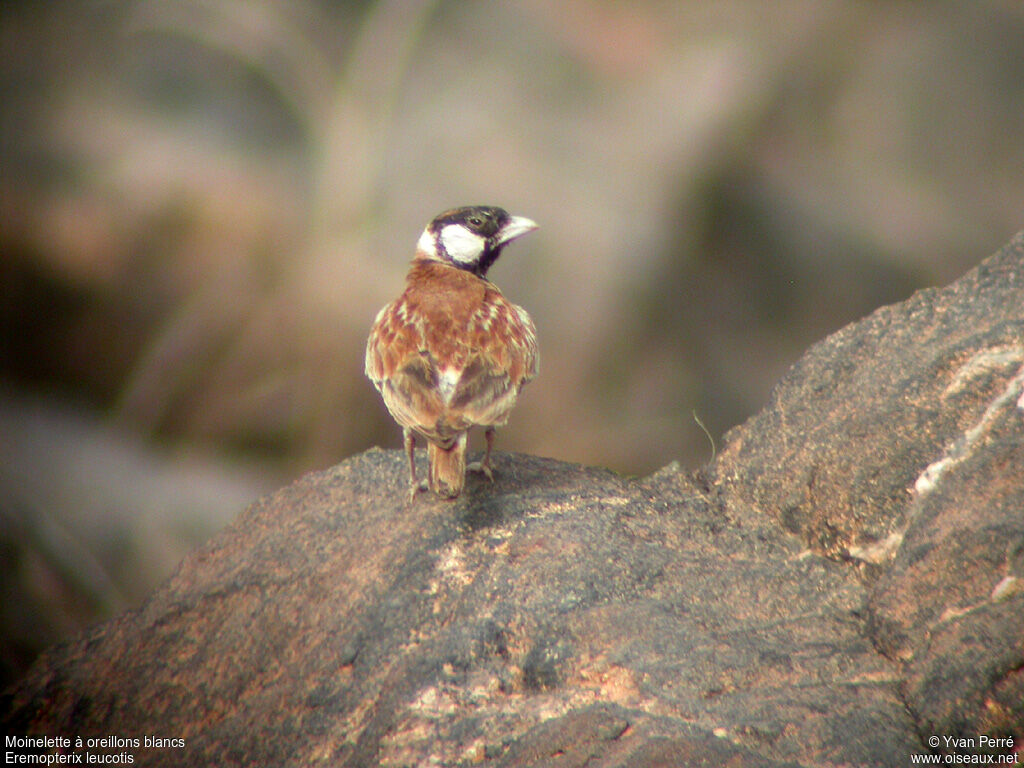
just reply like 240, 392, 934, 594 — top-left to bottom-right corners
415, 206, 537, 277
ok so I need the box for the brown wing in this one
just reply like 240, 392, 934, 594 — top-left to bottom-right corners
449, 291, 538, 428
365, 262, 537, 441
365, 297, 458, 443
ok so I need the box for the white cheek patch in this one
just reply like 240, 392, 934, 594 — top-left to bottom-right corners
440, 224, 486, 265
416, 228, 437, 259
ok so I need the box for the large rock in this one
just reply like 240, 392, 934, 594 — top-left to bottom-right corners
4, 235, 1023, 766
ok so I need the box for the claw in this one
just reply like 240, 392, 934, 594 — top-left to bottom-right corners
408, 479, 429, 501
468, 427, 497, 483
467, 460, 494, 482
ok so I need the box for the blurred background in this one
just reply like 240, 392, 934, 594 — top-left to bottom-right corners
2, 0, 1023, 686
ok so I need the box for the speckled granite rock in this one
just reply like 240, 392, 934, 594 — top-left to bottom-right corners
4, 234, 1023, 767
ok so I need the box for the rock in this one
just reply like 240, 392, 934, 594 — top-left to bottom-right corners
3, 234, 1023, 766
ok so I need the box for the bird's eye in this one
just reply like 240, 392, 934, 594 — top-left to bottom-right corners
468, 216, 483, 227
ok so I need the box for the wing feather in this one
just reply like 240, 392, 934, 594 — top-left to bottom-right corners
448, 292, 538, 427
365, 264, 537, 442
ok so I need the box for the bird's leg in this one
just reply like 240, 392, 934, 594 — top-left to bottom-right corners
404, 428, 428, 500
468, 427, 496, 482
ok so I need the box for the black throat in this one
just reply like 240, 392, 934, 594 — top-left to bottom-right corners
470, 244, 504, 278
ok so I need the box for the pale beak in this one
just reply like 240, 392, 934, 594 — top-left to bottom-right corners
496, 215, 539, 245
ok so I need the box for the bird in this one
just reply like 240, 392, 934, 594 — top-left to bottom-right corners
365, 206, 539, 500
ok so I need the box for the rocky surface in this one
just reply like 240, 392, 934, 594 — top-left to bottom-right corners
3, 234, 1023, 766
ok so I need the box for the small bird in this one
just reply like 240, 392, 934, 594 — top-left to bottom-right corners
365, 206, 539, 499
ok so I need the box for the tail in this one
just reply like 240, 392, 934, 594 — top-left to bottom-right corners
428, 434, 467, 499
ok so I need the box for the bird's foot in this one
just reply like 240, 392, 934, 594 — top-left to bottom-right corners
408, 479, 429, 501
467, 460, 494, 482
